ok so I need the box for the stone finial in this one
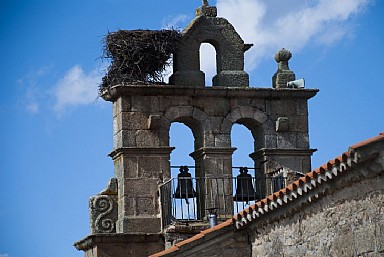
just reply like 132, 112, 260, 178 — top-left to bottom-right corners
275, 48, 292, 71
272, 48, 296, 88
196, 2, 217, 17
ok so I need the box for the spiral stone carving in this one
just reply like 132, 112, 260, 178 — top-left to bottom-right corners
90, 194, 117, 233
94, 195, 114, 233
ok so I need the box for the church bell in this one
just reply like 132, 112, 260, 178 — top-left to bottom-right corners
173, 166, 197, 203
233, 167, 259, 202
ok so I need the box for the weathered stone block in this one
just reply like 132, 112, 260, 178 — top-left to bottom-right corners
136, 197, 156, 215
121, 196, 135, 216
296, 132, 310, 148
239, 105, 254, 119
138, 156, 165, 178
214, 133, 231, 147
264, 134, 277, 148
117, 217, 162, 233
119, 112, 148, 130
251, 99, 266, 112
113, 97, 132, 116
124, 178, 160, 196
135, 130, 160, 147
122, 156, 139, 178
354, 225, 375, 255
131, 96, 160, 112
114, 130, 136, 148
289, 116, 309, 132
277, 133, 297, 149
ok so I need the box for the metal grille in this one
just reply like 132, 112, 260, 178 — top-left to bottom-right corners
159, 175, 287, 229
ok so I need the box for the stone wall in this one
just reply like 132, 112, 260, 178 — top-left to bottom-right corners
250, 171, 384, 257
75, 234, 164, 257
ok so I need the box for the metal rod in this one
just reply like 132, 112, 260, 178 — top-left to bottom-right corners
232, 166, 260, 170
171, 165, 260, 169
170, 165, 199, 168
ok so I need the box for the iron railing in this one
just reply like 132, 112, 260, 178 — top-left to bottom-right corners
159, 175, 287, 229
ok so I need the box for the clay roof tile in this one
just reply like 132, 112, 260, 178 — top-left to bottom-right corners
350, 132, 384, 149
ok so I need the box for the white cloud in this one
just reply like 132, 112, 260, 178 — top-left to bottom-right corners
26, 101, 39, 114
53, 65, 103, 113
0, 253, 9, 257
210, 0, 371, 71
162, 14, 190, 30
17, 66, 52, 114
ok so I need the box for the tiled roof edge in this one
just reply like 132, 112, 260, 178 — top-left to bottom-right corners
234, 132, 384, 228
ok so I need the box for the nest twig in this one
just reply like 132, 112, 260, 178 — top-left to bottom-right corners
100, 29, 181, 92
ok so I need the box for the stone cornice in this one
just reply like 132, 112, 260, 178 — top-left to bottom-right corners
101, 84, 319, 102
249, 148, 317, 159
109, 147, 175, 159
74, 233, 163, 251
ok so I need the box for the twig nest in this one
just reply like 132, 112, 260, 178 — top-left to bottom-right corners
100, 29, 181, 92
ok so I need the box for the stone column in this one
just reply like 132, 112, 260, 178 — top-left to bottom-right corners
250, 148, 316, 196
109, 146, 174, 233
190, 147, 236, 220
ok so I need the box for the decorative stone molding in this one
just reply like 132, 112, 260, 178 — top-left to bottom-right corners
89, 178, 118, 234
276, 117, 289, 132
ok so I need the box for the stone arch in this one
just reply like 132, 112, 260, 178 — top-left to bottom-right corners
169, 14, 251, 87
163, 106, 208, 149
224, 106, 270, 150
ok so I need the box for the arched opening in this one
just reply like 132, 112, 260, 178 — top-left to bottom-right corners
199, 43, 216, 87
169, 122, 199, 220
231, 123, 258, 212
170, 122, 195, 177
231, 124, 255, 171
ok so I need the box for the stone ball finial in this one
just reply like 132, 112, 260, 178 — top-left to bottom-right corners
274, 48, 292, 63
272, 48, 295, 88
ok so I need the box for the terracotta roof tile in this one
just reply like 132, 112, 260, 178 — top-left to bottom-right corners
151, 132, 384, 257
350, 132, 384, 149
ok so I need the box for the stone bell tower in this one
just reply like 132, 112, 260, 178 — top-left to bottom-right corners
75, 2, 317, 257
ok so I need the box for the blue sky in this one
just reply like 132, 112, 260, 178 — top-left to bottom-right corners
1, 0, 383, 256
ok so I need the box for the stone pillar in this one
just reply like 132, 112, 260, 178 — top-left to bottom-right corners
272, 48, 296, 88
190, 147, 236, 220
109, 146, 174, 233
250, 148, 316, 195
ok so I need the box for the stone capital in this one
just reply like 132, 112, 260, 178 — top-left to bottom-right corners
249, 148, 317, 160
189, 147, 237, 160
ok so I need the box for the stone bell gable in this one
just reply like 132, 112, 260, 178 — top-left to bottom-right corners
75, 2, 319, 257
169, 4, 252, 87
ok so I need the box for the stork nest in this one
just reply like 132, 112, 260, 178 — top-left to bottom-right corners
100, 29, 181, 92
